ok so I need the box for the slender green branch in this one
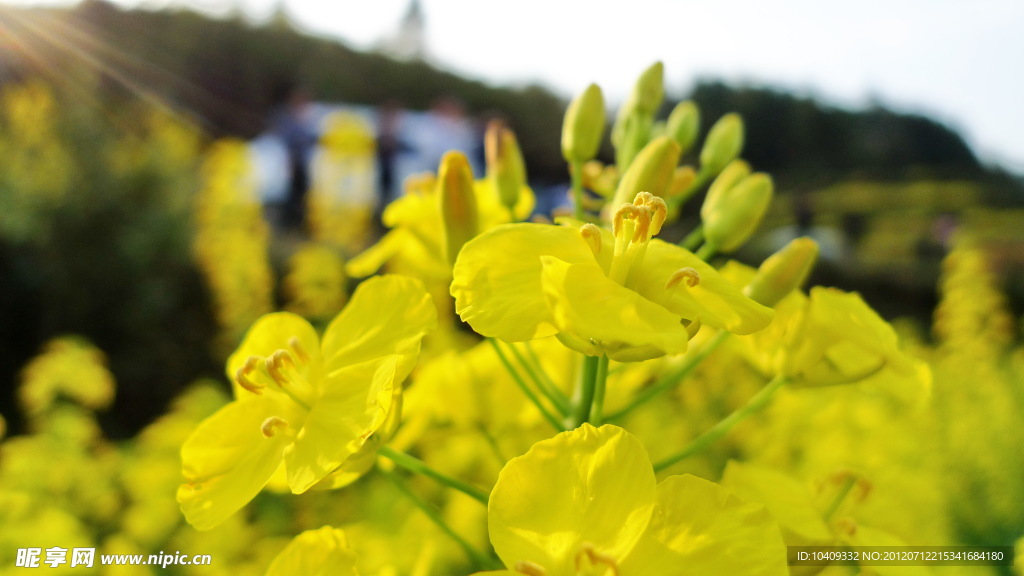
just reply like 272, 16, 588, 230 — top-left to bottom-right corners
488, 339, 564, 431
695, 242, 717, 261
378, 445, 490, 505
589, 355, 611, 426
679, 225, 705, 251
570, 160, 586, 220
524, 341, 571, 409
475, 423, 508, 465
568, 354, 601, 428
607, 331, 730, 422
379, 467, 502, 571
823, 475, 858, 521
670, 169, 711, 210
508, 342, 569, 416
653, 375, 789, 472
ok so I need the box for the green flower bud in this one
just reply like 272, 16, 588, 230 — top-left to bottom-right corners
744, 237, 820, 307
611, 62, 665, 171
438, 151, 479, 266
699, 113, 745, 176
562, 83, 606, 164
666, 101, 700, 155
610, 136, 681, 208
701, 171, 773, 253
630, 61, 665, 116
485, 120, 526, 213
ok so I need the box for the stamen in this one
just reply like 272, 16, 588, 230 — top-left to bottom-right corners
579, 223, 603, 256
646, 197, 667, 237
235, 356, 264, 394
288, 337, 310, 364
612, 204, 641, 238
260, 416, 289, 438
630, 208, 652, 243
574, 543, 619, 575
666, 267, 701, 289
683, 318, 702, 339
514, 561, 546, 576
267, 350, 297, 386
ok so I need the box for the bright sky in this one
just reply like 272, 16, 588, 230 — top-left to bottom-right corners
10, 0, 1024, 172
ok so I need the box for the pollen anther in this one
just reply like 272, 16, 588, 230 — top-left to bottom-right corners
513, 561, 546, 576
235, 356, 264, 394
288, 337, 310, 363
574, 542, 619, 575
666, 267, 701, 289
579, 223, 603, 255
260, 416, 289, 438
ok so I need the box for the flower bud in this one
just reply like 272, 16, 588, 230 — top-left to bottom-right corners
705, 159, 750, 200
485, 120, 526, 213
438, 151, 479, 266
562, 83, 606, 164
667, 165, 698, 200
629, 61, 665, 116
744, 237, 819, 307
699, 113, 744, 176
609, 136, 681, 208
666, 100, 700, 155
701, 171, 773, 253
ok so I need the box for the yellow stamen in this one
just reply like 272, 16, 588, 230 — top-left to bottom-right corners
633, 192, 667, 237
611, 204, 640, 239
288, 337, 310, 364
579, 223, 603, 256
683, 318, 702, 339
514, 561, 546, 576
260, 416, 289, 438
574, 543, 619, 575
666, 267, 701, 289
267, 350, 297, 386
235, 356, 264, 394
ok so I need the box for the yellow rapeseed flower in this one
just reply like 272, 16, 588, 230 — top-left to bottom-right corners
178, 275, 435, 530
265, 526, 360, 576
471, 424, 786, 576
451, 192, 773, 361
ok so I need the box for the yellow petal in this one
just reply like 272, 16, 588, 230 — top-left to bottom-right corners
321, 275, 436, 381
488, 424, 656, 575
177, 397, 293, 530
226, 312, 321, 396
540, 256, 691, 358
345, 229, 407, 278
621, 474, 788, 576
451, 223, 595, 342
265, 526, 359, 576
285, 355, 400, 493
631, 239, 774, 334
721, 461, 833, 544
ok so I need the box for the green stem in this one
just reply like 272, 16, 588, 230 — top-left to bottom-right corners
695, 242, 717, 261
570, 160, 586, 220
679, 225, 704, 251
488, 339, 564, 431
653, 375, 788, 472
568, 354, 600, 428
378, 445, 490, 505
379, 467, 502, 571
589, 355, 611, 426
670, 169, 710, 210
607, 331, 730, 422
508, 342, 569, 416
823, 475, 858, 521
524, 342, 571, 409
475, 423, 508, 465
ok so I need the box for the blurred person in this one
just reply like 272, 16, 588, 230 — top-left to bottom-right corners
375, 100, 412, 207
270, 84, 318, 231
